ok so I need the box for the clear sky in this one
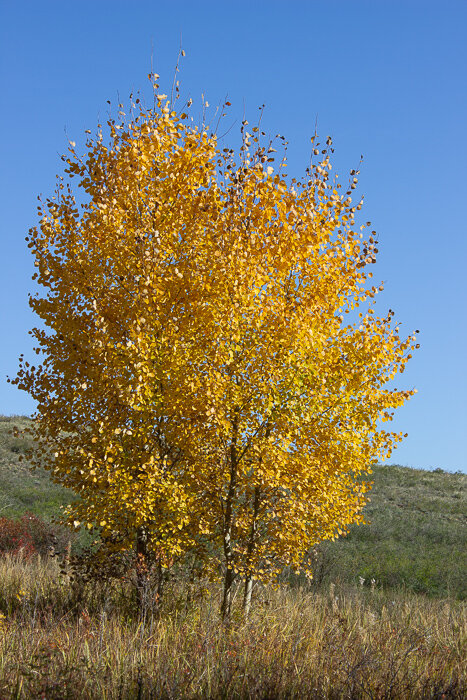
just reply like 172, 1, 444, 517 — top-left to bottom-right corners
0, 0, 465, 472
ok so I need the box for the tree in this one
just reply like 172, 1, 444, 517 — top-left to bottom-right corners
13, 80, 418, 617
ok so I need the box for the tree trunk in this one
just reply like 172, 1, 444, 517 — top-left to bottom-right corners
135, 525, 149, 615
221, 410, 239, 621
221, 565, 235, 621
155, 556, 164, 615
243, 485, 260, 618
243, 575, 253, 618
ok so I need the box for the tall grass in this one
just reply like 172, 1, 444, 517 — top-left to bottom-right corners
0, 553, 465, 698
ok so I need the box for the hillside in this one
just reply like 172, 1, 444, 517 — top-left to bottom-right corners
0, 415, 465, 598
309, 462, 466, 599
0, 415, 76, 519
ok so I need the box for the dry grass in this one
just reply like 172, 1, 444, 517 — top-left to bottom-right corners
0, 554, 465, 698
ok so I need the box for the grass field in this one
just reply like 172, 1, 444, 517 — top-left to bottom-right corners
0, 415, 466, 697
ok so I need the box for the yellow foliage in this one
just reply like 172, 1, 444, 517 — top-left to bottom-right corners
13, 85, 418, 608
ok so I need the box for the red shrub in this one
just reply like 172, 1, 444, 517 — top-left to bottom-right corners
0, 513, 71, 558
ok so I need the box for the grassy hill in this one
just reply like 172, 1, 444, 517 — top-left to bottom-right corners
308, 463, 466, 599
0, 415, 75, 519
1, 415, 465, 599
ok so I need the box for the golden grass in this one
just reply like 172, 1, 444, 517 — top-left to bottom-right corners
0, 554, 465, 698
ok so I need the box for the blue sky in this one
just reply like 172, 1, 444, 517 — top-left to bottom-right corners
1, 1, 466, 472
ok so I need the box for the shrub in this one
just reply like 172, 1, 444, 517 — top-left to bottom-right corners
0, 513, 73, 558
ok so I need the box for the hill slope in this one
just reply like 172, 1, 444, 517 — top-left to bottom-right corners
0, 415, 75, 519
0, 416, 465, 598
310, 463, 466, 599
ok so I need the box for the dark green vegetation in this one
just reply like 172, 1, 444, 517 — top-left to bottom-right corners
0, 415, 466, 598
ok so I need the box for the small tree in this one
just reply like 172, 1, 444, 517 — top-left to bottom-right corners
13, 78, 418, 617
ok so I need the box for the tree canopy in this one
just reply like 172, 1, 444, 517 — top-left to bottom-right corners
13, 79, 418, 616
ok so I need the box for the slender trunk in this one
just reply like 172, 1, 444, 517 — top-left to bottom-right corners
221, 411, 239, 621
136, 524, 148, 559
185, 556, 196, 611
221, 565, 235, 621
243, 576, 253, 618
135, 525, 149, 614
154, 556, 164, 616
243, 485, 261, 618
